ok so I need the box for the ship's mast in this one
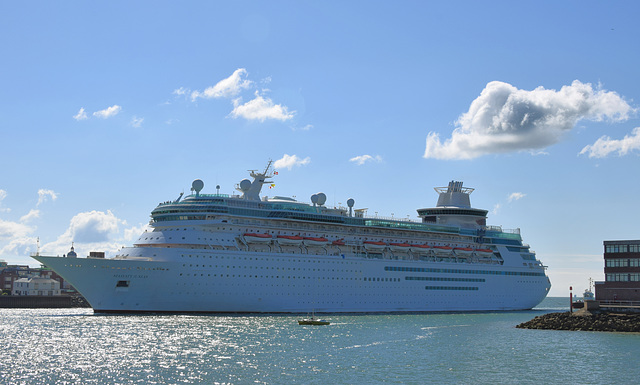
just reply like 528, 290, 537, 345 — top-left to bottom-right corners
238, 160, 275, 200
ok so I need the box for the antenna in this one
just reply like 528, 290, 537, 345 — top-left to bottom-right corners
192, 179, 204, 197
347, 198, 355, 217
263, 159, 273, 175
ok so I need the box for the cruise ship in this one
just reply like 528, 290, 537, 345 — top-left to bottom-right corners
33, 161, 550, 313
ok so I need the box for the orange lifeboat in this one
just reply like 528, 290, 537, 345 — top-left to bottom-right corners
453, 247, 473, 257
410, 244, 431, 254
243, 233, 272, 243
363, 241, 387, 251
432, 245, 453, 256
331, 239, 346, 246
389, 243, 411, 252
476, 248, 494, 258
276, 235, 304, 245
303, 237, 329, 246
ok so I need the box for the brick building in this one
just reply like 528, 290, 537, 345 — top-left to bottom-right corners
595, 240, 640, 301
1, 262, 70, 295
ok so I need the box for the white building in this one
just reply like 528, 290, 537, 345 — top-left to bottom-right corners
12, 276, 61, 296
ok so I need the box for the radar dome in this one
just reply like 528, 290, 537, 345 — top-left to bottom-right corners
310, 194, 319, 205
316, 192, 327, 206
239, 179, 252, 192
347, 198, 355, 208
192, 179, 204, 193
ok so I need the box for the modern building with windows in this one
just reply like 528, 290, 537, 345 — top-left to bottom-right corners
595, 240, 640, 301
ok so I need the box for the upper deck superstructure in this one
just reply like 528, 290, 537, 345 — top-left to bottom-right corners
33, 162, 550, 313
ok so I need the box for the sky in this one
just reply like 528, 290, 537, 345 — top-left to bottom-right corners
1, 1, 639, 296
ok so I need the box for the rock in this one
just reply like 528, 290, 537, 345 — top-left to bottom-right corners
516, 311, 640, 332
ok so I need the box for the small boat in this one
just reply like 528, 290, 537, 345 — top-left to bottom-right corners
303, 237, 329, 246
453, 247, 473, 257
243, 233, 272, 243
298, 316, 330, 325
389, 242, 412, 252
276, 235, 304, 245
363, 241, 387, 251
410, 244, 431, 254
475, 248, 494, 258
331, 239, 346, 246
432, 246, 453, 256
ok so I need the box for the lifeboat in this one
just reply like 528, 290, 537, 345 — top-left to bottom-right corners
476, 248, 494, 258
303, 237, 329, 246
331, 239, 346, 246
243, 233, 272, 243
432, 246, 453, 256
453, 247, 473, 257
363, 241, 387, 251
389, 243, 411, 252
410, 244, 431, 254
276, 235, 304, 245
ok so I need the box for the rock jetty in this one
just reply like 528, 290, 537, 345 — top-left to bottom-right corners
517, 311, 640, 332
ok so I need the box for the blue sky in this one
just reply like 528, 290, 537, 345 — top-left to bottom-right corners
2, 1, 639, 296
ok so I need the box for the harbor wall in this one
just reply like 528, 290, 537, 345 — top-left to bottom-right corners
0, 295, 90, 308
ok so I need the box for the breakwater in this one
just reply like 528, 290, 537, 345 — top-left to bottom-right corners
0, 295, 90, 308
517, 311, 640, 332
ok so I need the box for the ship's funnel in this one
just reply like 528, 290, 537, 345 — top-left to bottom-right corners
435, 181, 474, 208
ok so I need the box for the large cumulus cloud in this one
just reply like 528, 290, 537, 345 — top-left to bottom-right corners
424, 80, 633, 160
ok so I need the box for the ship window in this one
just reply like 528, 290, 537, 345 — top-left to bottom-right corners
116, 280, 129, 288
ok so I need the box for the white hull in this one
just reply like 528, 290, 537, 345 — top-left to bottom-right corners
33, 248, 549, 313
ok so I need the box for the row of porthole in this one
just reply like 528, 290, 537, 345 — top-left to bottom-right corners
179, 274, 371, 280
180, 254, 359, 265
181, 263, 362, 273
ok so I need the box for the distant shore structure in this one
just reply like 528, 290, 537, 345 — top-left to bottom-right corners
595, 240, 640, 303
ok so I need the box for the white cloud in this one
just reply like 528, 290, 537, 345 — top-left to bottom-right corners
20, 209, 40, 223
0, 218, 34, 240
293, 124, 313, 131
191, 68, 253, 101
0, 201, 142, 259
37, 189, 58, 206
0, 190, 8, 213
124, 223, 150, 242
508, 192, 526, 202
131, 116, 144, 128
349, 154, 383, 165
64, 210, 122, 243
580, 127, 640, 158
491, 203, 501, 215
0, 235, 38, 259
73, 107, 88, 121
274, 154, 311, 170
424, 80, 633, 160
93, 105, 122, 119
173, 87, 189, 96
260, 76, 272, 85
181, 69, 297, 125
230, 91, 295, 122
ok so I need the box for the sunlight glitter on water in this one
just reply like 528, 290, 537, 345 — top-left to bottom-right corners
1, 299, 638, 384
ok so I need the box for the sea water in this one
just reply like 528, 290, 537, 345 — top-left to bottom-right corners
1, 297, 638, 385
